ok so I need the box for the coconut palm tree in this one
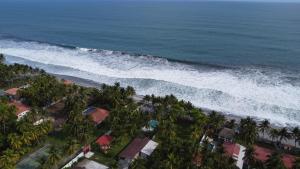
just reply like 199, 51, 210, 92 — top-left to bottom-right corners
278, 127, 291, 144
47, 146, 61, 166
265, 152, 286, 169
238, 117, 258, 146
64, 139, 80, 155
7, 133, 22, 150
259, 119, 270, 139
243, 146, 256, 169
269, 128, 279, 142
293, 157, 300, 169
292, 127, 300, 147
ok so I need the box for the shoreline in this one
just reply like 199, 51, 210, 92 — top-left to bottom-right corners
51, 73, 282, 128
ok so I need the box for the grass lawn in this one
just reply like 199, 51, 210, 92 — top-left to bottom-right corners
91, 135, 131, 167
91, 152, 117, 167
107, 135, 131, 157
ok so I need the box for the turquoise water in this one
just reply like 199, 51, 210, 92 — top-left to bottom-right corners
0, 1, 300, 125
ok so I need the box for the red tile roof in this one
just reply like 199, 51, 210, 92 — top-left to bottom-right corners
119, 137, 150, 159
90, 108, 109, 124
96, 135, 113, 146
223, 142, 240, 157
5, 88, 19, 96
63, 80, 74, 85
9, 101, 30, 116
254, 145, 296, 169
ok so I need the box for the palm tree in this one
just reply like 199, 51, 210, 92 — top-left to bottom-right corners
292, 127, 300, 147
0, 149, 20, 169
269, 128, 279, 142
278, 127, 291, 144
47, 146, 61, 166
293, 157, 300, 169
239, 117, 258, 146
7, 133, 22, 150
64, 140, 80, 155
265, 152, 286, 169
243, 146, 256, 168
259, 119, 270, 139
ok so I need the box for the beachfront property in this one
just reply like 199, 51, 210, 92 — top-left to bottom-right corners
223, 142, 246, 169
5, 87, 20, 99
9, 101, 30, 120
95, 135, 113, 153
82, 107, 109, 125
73, 159, 109, 169
254, 145, 296, 169
62, 79, 74, 86
118, 137, 158, 169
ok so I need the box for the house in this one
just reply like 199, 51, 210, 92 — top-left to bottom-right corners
223, 142, 246, 169
218, 128, 235, 142
142, 120, 159, 132
63, 79, 74, 86
9, 101, 30, 120
5, 87, 19, 99
73, 159, 108, 169
95, 135, 113, 153
118, 137, 158, 169
140, 140, 158, 158
83, 107, 109, 125
254, 145, 296, 169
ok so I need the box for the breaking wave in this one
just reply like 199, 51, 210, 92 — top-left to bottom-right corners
1, 38, 300, 126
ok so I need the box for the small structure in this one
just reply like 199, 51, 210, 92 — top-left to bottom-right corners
254, 145, 295, 169
218, 128, 235, 142
5, 88, 19, 99
223, 142, 246, 169
83, 107, 109, 125
95, 135, 113, 153
142, 120, 159, 132
9, 101, 30, 120
140, 140, 159, 158
63, 79, 74, 86
73, 159, 108, 169
119, 137, 158, 168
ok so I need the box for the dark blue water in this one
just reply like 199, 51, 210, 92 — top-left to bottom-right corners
1, 1, 300, 125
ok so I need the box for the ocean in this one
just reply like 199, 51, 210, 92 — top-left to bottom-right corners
0, 1, 300, 126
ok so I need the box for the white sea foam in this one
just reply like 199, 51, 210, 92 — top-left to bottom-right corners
1, 39, 300, 126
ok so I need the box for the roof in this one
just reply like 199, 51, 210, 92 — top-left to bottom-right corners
254, 145, 296, 169
219, 128, 235, 139
193, 153, 203, 167
96, 135, 113, 146
223, 142, 240, 157
141, 140, 158, 156
5, 88, 19, 96
9, 101, 30, 116
75, 159, 108, 169
63, 79, 74, 85
83, 107, 109, 124
119, 137, 150, 159
149, 120, 159, 129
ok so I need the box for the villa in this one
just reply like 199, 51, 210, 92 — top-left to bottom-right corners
82, 107, 109, 125
5, 87, 20, 99
223, 142, 246, 169
9, 101, 30, 120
